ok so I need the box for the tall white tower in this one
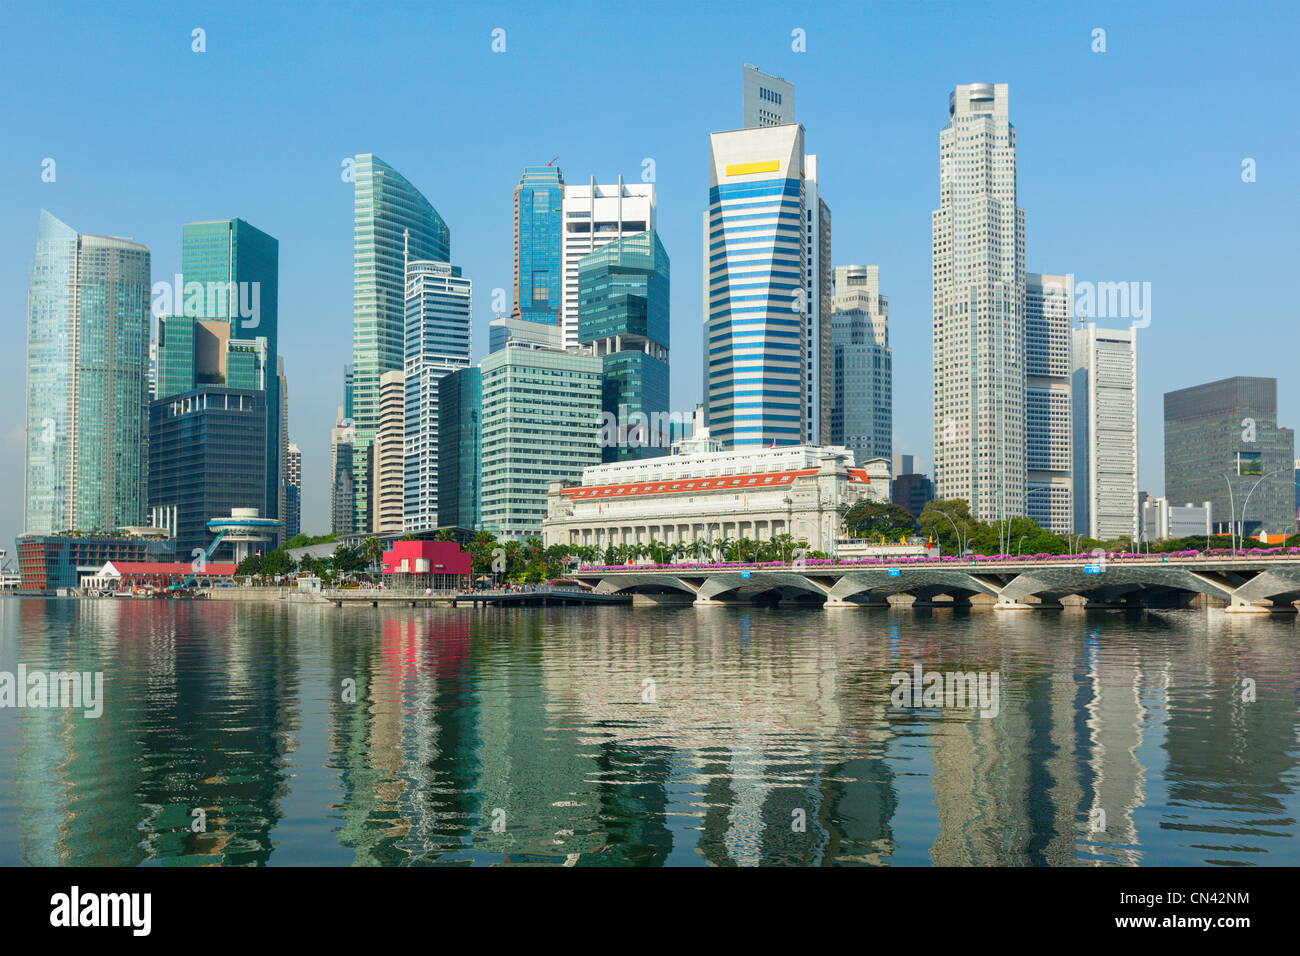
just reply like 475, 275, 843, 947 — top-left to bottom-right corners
932, 83, 1026, 521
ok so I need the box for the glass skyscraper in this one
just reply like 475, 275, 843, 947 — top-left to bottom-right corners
153, 218, 281, 544
577, 230, 671, 462
512, 165, 564, 325
24, 210, 151, 534
438, 366, 482, 531
403, 259, 472, 532
351, 153, 449, 533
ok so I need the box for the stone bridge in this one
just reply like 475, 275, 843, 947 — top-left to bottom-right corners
571, 557, 1300, 613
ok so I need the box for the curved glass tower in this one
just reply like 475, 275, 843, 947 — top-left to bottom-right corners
351, 153, 449, 532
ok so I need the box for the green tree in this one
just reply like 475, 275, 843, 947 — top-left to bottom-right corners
843, 501, 916, 539
332, 545, 364, 574
236, 554, 263, 577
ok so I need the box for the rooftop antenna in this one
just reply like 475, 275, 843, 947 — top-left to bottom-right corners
547, 156, 559, 166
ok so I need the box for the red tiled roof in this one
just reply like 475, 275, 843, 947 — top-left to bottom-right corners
847, 468, 872, 483
110, 562, 236, 575
562, 468, 821, 499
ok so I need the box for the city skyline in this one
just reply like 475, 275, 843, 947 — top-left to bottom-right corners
1, 1, 1295, 543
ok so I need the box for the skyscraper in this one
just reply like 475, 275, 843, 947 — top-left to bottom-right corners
351, 153, 449, 533
438, 367, 482, 531
1026, 273, 1074, 534
24, 210, 151, 535
560, 178, 656, 352
831, 265, 891, 465
371, 369, 405, 534
1163, 376, 1295, 538
932, 83, 1026, 522
1072, 323, 1138, 541
577, 230, 671, 462
148, 389, 268, 559
177, 219, 281, 535
480, 345, 603, 540
705, 123, 807, 447
512, 164, 565, 325
285, 442, 302, 540
330, 405, 355, 536
403, 258, 472, 532
742, 64, 795, 128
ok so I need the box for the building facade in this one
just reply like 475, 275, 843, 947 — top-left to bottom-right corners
1026, 273, 1074, 534
830, 264, 891, 464
17, 532, 175, 593
705, 123, 808, 448
148, 388, 268, 560
285, 442, 302, 540
544, 442, 889, 554
742, 64, 795, 128
175, 218, 282, 536
512, 165, 565, 325
931, 83, 1027, 522
351, 153, 450, 533
560, 178, 656, 352
403, 259, 472, 532
329, 405, 355, 535
1072, 323, 1139, 541
371, 369, 405, 534
1163, 376, 1296, 537
1141, 498, 1212, 541
480, 345, 603, 540
437, 366, 482, 531
577, 230, 671, 463
24, 211, 151, 535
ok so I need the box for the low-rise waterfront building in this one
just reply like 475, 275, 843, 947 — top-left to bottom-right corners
16, 531, 175, 593
543, 434, 888, 553
380, 540, 471, 590
1140, 498, 1212, 541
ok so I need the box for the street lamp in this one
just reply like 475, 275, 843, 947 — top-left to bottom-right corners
1219, 472, 1238, 551
1238, 465, 1293, 552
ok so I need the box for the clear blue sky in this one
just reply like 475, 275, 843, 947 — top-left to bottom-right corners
0, 0, 1295, 547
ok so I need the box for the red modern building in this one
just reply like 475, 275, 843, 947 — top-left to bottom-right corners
380, 541, 471, 590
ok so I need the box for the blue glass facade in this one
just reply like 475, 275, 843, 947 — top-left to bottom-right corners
577, 230, 671, 463
512, 165, 564, 325
438, 367, 482, 530
148, 387, 268, 561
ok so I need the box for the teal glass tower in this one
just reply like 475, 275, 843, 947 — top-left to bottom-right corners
23, 210, 151, 534
511, 165, 564, 325
352, 153, 450, 533
437, 366, 482, 531
577, 230, 671, 462
155, 218, 281, 537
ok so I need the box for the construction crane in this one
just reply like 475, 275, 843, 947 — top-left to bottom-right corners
177, 529, 228, 589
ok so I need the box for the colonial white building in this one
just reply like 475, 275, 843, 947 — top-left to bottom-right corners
543, 432, 889, 554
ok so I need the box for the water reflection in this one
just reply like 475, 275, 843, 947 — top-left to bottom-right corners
0, 599, 1295, 866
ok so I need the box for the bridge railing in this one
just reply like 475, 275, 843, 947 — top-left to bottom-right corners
571, 547, 1300, 574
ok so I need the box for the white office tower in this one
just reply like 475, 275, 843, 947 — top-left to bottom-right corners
403, 259, 472, 532
705, 123, 808, 447
560, 178, 656, 351
1026, 273, 1074, 533
372, 369, 405, 534
804, 156, 832, 444
932, 83, 1026, 521
831, 265, 891, 464
742, 64, 795, 128
1072, 322, 1139, 541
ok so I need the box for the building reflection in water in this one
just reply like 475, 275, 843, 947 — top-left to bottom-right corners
2, 600, 1296, 866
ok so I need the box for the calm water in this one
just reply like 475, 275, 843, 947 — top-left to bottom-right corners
0, 597, 1297, 866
